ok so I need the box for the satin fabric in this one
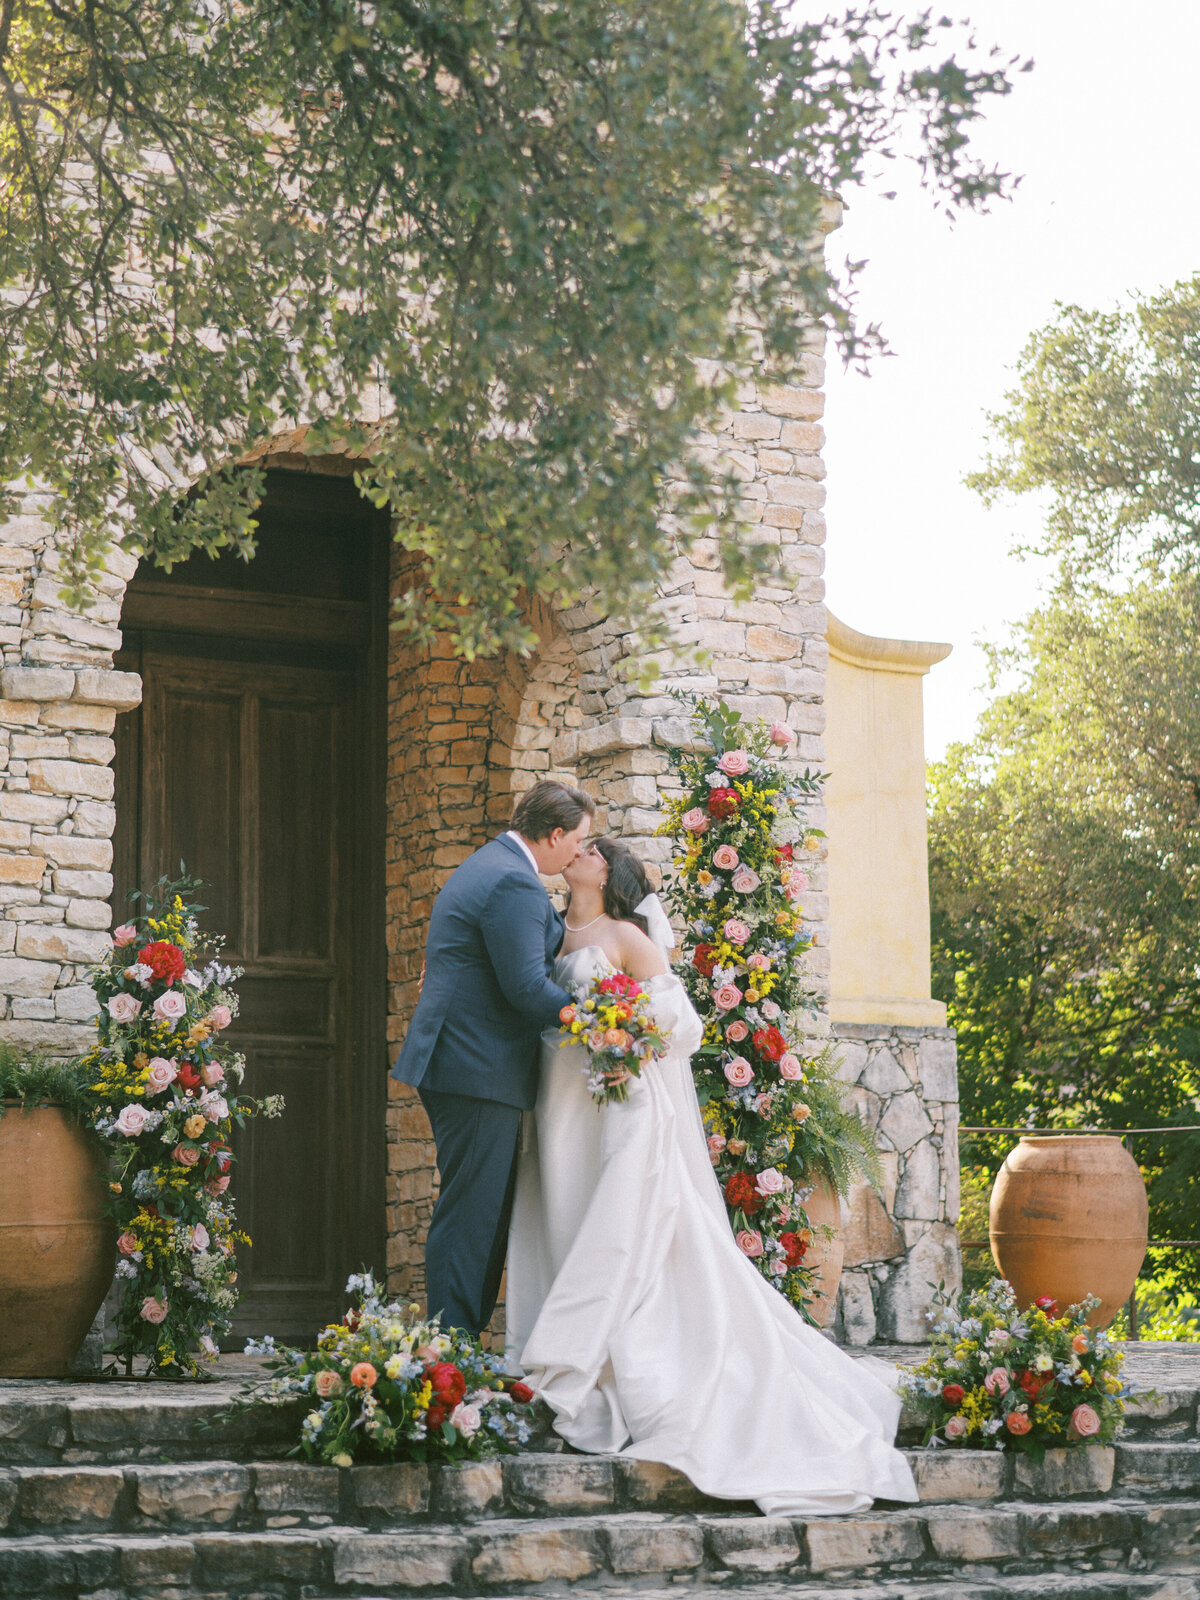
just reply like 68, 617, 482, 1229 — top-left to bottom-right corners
505, 946, 919, 1516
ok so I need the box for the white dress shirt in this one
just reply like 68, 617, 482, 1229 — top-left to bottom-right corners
505, 830, 542, 876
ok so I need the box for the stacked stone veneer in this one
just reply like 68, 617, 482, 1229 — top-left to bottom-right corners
832, 1024, 960, 1346
0, 500, 140, 1051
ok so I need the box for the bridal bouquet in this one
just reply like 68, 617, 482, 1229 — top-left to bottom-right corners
242, 1274, 536, 1465
899, 1278, 1131, 1459
558, 970, 671, 1105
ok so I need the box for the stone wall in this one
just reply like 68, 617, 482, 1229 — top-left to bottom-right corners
833, 1023, 961, 1345
0, 490, 141, 1052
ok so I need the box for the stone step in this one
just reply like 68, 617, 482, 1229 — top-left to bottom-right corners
4, 1441, 1200, 1538
0, 1496, 1199, 1596
304, 1582, 1197, 1600
4, 1441, 1200, 1537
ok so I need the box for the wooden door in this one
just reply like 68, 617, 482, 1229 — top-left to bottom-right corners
113, 473, 387, 1340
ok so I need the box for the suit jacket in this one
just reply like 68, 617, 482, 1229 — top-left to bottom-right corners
391, 833, 572, 1110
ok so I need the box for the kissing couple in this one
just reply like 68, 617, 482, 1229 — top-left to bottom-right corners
393, 779, 918, 1515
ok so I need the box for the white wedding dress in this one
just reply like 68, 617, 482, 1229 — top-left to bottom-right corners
505, 944, 919, 1516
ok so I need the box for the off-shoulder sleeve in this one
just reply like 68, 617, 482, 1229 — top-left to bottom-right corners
643, 972, 704, 1059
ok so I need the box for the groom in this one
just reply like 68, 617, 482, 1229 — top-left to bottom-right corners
392, 780, 596, 1335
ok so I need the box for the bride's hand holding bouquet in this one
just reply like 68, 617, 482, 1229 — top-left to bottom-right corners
559, 969, 671, 1105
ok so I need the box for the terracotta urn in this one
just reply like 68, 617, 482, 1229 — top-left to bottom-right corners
989, 1135, 1148, 1330
0, 1103, 115, 1376
803, 1178, 846, 1328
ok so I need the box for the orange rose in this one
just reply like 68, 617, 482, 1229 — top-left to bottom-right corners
558, 1005, 577, 1024
1072, 1333, 1089, 1355
603, 1028, 628, 1048
350, 1362, 377, 1389
1006, 1410, 1032, 1435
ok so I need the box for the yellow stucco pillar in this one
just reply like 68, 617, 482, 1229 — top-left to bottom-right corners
824, 612, 950, 1028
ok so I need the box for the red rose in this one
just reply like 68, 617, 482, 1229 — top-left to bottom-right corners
426, 1361, 467, 1406
752, 1026, 787, 1062
780, 1231, 808, 1267
941, 1384, 966, 1407
509, 1381, 534, 1404
723, 1171, 763, 1215
1017, 1368, 1053, 1401
176, 1062, 201, 1094
426, 1404, 447, 1431
1033, 1295, 1059, 1317
206, 1141, 232, 1172
774, 843, 794, 864
138, 940, 186, 986
692, 944, 717, 978
707, 787, 741, 819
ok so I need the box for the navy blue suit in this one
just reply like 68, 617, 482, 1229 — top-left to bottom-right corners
391, 833, 572, 1332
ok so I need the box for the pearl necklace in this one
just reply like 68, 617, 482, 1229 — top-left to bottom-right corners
564, 909, 606, 932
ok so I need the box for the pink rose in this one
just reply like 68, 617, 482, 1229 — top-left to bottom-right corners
154, 990, 187, 1023
724, 1056, 754, 1087
746, 952, 770, 971
201, 1061, 225, 1087
754, 1094, 774, 1117
769, 721, 796, 747
718, 749, 750, 776
205, 1175, 230, 1195
450, 1401, 482, 1437
712, 844, 740, 871
944, 1415, 968, 1441
314, 1369, 343, 1398
984, 1367, 1011, 1397
760, 999, 781, 1020
106, 992, 142, 1023
200, 1091, 229, 1123
190, 1223, 210, 1253
731, 867, 761, 894
209, 1004, 233, 1031
1069, 1403, 1102, 1439
736, 1228, 764, 1258
713, 983, 743, 1011
199, 1335, 219, 1359
778, 1052, 803, 1080
587, 1028, 607, 1051
755, 1167, 786, 1195
113, 1103, 149, 1136
777, 1205, 792, 1224
140, 1296, 169, 1324
707, 1133, 727, 1156
113, 924, 139, 947
723, 918, 750, 946
116, 1231, 139, 1257
145, 1057, 177, 1094
682, 808, 709, 834
174, 1143, 200, 1166
725, 1019, 749, 1043
786, 871, 809, 894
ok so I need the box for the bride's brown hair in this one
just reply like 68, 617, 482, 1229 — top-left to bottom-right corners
591, 837, 650, 937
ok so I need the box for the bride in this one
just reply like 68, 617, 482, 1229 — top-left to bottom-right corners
505, 836, 919, 1517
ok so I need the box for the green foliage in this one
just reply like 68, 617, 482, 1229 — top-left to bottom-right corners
1109, 1277, 1200, 1344
968, 276, 1200, 584
659, 693, 879, 1320
0, 2, 1020, 653
0, 1043, 95, 1128
930, 577, 1200, 1295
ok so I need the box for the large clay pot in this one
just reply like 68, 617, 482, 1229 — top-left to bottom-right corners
803, 1178, 845, 1328
989, 1135, 1148, 1330
0, 1103, 115, 1376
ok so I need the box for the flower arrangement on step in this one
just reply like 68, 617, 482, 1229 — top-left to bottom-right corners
82, 877, 283, 1376
899, 1278, 1131, 1458
244, 1273, 536, 1464
658, 694, 880, 1320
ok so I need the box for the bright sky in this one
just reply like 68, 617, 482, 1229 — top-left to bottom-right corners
821, 0, 1200, 761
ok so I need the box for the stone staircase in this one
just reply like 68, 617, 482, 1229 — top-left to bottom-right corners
2, 1348, 1199, 1598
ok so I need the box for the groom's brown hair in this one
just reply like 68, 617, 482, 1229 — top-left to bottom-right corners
511, 780, 595, 840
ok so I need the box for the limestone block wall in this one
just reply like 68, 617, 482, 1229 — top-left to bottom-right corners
0, 491, 141, 1052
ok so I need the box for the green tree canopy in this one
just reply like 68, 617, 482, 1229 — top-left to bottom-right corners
929, 578, 1200, 1289
0, 0, 1019, 652
968, 275, 1200, 586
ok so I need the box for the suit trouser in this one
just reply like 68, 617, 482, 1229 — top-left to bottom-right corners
418, 1087, 522, 1336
